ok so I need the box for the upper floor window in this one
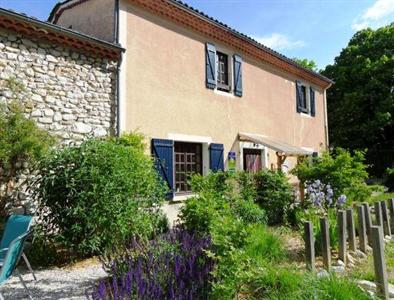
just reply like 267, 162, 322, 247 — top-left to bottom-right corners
205, 43, 243, 97
296, 81, 315, 116
217, 51, 229, 91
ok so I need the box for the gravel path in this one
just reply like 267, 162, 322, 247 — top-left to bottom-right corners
1, 260, 107, 299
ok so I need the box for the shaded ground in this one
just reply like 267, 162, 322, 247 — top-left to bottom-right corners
1, 258, 106, 300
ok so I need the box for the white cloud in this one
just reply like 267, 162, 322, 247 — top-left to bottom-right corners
351, 21, 370, 31
363, 0, 394, 20
253, 33, 306, 51
352, 0, 394, 30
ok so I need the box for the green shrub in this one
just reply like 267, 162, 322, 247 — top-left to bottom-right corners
0, 102, 54, 215
254, 170, 293, 225
386, 167, 394, 191
33, 133, 168, 257
292, 148, 370, 202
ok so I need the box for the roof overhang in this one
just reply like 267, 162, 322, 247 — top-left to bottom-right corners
238, 132, 313, 156
0, 8, 124, 60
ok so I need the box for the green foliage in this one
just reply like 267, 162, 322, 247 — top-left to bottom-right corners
33, 134, 168, 257
297, 207, 339, 253
315, 275, 371, 300
243, 224, 284, 264
246, 270, 370, 300
253, 170, 293, 225
322, 23, 394, 177
292, 148, 370, 202
0, 102, 54, 215
293, 57, 319, 72
181, 172, 288, 298
246, 266, 314, 300
386, 167, 394, 191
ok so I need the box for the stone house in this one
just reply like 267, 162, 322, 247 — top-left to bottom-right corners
0, 8, 123, 213
49, 0, 333, 204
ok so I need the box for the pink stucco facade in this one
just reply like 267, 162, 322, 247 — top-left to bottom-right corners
51, 0, 330, 176
119, 2, 328, 173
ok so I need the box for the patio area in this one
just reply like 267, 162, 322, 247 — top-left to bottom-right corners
1, 259, 106, 300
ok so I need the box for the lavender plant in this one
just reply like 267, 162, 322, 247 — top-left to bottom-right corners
88, 228, 214, 300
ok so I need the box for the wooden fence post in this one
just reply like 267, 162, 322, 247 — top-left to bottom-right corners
375, 201, 383, 227
381, 200, 391, 237
363, 203, 372, 246
357, 205, 367, 253
371, 225, 389, 299
346, 208, 356, 252
388, 199, 394, 232
304, 221, 315, 272
320, 217, 331, 271
338, 210, 347, 264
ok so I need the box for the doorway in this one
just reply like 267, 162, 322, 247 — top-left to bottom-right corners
243, 148, 262, 173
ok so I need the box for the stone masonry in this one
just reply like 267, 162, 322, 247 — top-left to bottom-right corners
0, 28, 118, 214
0, 28, 117, 143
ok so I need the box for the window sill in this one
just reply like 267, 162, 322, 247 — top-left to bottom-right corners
171, 193, 196, 203
300, 112, 312, 118
214, 89, 235, 98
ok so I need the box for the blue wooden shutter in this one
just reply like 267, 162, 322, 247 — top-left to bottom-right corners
209, 143, 224, 172
296, 80, 303, 113
310, 87, 316, 116
206, 43, 216, 89
151, 139, 174, 197
233, 54, 243, 97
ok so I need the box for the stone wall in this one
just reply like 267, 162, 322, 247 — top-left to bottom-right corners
0, 28, 118, 214
0, 28, 117, 143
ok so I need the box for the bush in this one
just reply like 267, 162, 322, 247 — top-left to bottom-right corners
386, 167, 394, 192
291, 148, 370, 202
92, 228, 214, 299
0, 102, 54, 215
180, 172, 271, 299
34, 133, 168, 257
254, 170, 293, 225
180, 172, 266, 236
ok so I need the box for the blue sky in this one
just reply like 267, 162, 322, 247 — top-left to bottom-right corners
1, 0, 393, 69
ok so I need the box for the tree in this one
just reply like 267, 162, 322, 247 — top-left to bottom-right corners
293, 58, 319, 72
322, 23, 394, 177
0, 102, 54, 215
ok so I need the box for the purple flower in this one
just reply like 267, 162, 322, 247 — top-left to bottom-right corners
337, 194, 347, 206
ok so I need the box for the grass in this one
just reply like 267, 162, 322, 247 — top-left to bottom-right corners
368, 192, 394, 204
350, 239, 394, 284
239, 225, 372, 299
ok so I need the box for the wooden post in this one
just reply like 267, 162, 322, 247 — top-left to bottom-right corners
363, 203, 372, 246
381, 200, 391, 237
388, 199, 394, 232
320, 217, 331, 271
338, 210, 347, 264
375, 201, 383, 227
371, 225, 389, 299
346, 208, 356, 252
304, 221, 315, 272
357, 205, 367, 253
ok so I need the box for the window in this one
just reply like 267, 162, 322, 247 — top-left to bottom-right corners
174, 142, 202, 193
300, 85, 308, 112
243, 149, 262, 173
296, 81, 315, 115
216, 51, 229, 91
